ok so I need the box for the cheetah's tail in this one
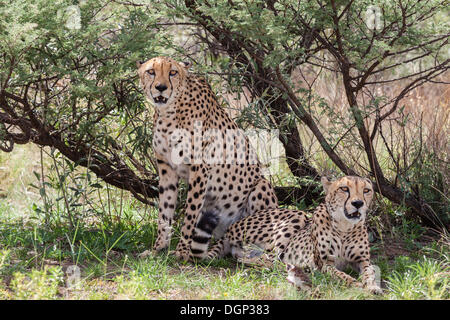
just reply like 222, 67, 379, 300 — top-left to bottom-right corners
190, 210, 220, 259
206, 239, 228, 259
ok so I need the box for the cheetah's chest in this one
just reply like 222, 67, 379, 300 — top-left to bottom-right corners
153, 119, 190, 180
328, 234, 345, 264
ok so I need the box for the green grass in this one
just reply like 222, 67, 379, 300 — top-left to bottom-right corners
386, 260, 448, 299
0, 199, 448, 300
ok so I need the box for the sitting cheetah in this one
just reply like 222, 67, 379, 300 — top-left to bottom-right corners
136, 56, 277, 260
203, 176, 382, 294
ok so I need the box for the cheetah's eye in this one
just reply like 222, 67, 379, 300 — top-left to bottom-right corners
169, 70, 178, 76
363, 188, 371, 193
147, 69, 155, 76
340, 186, 349, 192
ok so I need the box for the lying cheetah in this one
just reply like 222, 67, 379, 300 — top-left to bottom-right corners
137, 57, 277, 260
203, 176, 382, 294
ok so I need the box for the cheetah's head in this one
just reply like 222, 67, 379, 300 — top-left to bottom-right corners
322, 176, 374, 227
137, 56, 191, 109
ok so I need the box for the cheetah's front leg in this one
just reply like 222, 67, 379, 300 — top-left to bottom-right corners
175, 164, 210, 261
359, 260, 382, 294
153, 159, 179, 253
321, 264, 364, 288
343, 235, 382, 294
316, 252, 363, 288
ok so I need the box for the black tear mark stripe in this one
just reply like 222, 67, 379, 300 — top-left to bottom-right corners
150, 76, 156, 100
168, 72, 173, 100
343, 189, 350, 216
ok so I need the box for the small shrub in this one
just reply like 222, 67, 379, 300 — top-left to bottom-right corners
386, 256, 449, 300
10, 266, 64, 300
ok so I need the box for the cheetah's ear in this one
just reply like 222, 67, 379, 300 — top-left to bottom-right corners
365, 178, 374, 189
321, 176, 332, 194
136, 60, 144, 68
179, 60, 192, 70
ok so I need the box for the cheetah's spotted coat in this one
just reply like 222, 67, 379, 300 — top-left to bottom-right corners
204, 176, 382, 294
137, 56, 277, 260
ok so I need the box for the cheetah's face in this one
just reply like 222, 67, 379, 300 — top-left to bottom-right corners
322, 176, 373, 225
137, 57, 191, 109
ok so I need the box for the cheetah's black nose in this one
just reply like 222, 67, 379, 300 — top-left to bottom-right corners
155, 84, 168, 92
351, 200, 364, 209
